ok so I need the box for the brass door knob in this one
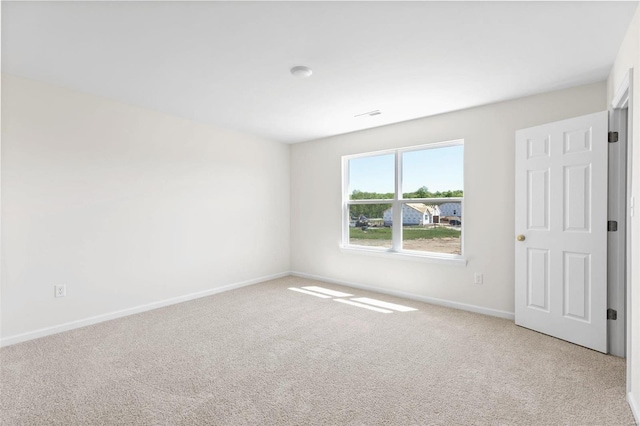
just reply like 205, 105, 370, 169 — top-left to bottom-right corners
517, 235, 526, 241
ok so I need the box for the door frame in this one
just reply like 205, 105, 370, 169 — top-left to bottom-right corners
608, 84, 628, 358
610, 68, 633, 392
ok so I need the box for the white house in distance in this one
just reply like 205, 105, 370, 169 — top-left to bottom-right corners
383, 203, 441, 226
439, 202, 462, 217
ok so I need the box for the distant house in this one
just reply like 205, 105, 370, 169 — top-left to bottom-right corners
383, 203, 441, 226
439, 202, 462, 217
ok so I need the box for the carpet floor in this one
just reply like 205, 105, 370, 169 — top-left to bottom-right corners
0, 276, 635, 425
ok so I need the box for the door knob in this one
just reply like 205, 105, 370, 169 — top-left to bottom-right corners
517, 235, 526, 241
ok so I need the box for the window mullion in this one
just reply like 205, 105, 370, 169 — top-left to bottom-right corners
400, 197, 463, 204
342, 157, 350, 246
347, 199, 394, 205
392, 151, 402, 251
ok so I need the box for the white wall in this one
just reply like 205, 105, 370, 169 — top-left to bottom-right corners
607, 7, 640, 419
1, 74, 290, 341
290, 82, 606, 317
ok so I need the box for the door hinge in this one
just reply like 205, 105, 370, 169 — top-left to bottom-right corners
609, 131, 619, 143
608, 220, 618, 232
607, 308, 618, 320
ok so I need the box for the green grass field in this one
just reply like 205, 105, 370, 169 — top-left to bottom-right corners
350, 226, 460, 240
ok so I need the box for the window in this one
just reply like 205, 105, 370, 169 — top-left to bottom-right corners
342, 140, 464, 261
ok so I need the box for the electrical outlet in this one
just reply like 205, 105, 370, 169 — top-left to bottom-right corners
54, 285, 66, 298
474, 273, 483, 285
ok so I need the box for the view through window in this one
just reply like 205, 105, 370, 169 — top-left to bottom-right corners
344, 141, 463, 256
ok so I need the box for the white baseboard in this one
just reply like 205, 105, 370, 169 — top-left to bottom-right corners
628, 392, 640, 425
0, 272, 289, 348
290, 271, 515, 320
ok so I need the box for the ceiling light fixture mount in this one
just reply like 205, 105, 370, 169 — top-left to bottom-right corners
290, 66, 313, 78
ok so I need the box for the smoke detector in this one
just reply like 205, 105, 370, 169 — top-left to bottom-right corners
290, 66, 313, 78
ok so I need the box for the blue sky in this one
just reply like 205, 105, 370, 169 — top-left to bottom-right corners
349, 145, 463, 194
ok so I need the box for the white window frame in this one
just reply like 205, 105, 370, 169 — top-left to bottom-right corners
341, 140, 466, 265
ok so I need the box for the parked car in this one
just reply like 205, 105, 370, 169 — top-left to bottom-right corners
355, 214, 370, 229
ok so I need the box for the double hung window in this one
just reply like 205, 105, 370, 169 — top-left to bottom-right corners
342, 140, 464, 260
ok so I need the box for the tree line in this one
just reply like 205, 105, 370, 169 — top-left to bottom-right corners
349, 186, 463, 219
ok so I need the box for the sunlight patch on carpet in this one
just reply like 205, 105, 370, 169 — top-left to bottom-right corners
301, 286, 353, 297
334, 299, 393, 313
288, 288, 332, 298
351, 297, 418, 312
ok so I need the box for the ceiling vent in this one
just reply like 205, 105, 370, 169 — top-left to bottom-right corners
354, 110, 381, 118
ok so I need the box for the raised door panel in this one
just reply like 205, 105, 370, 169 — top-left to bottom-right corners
527, 248, 550, 312
528, 169, 549, 230
564, 165, 591, 232
563, 252, 591, 322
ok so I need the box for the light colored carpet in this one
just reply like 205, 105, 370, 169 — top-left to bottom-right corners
0, 276, 635, 425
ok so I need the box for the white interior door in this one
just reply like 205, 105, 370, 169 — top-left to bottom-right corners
515, 111, 608, 353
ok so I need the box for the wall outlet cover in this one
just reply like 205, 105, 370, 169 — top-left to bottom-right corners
54, 285, 66, 298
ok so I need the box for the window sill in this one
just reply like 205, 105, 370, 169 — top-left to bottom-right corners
339, 245, 468, 266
